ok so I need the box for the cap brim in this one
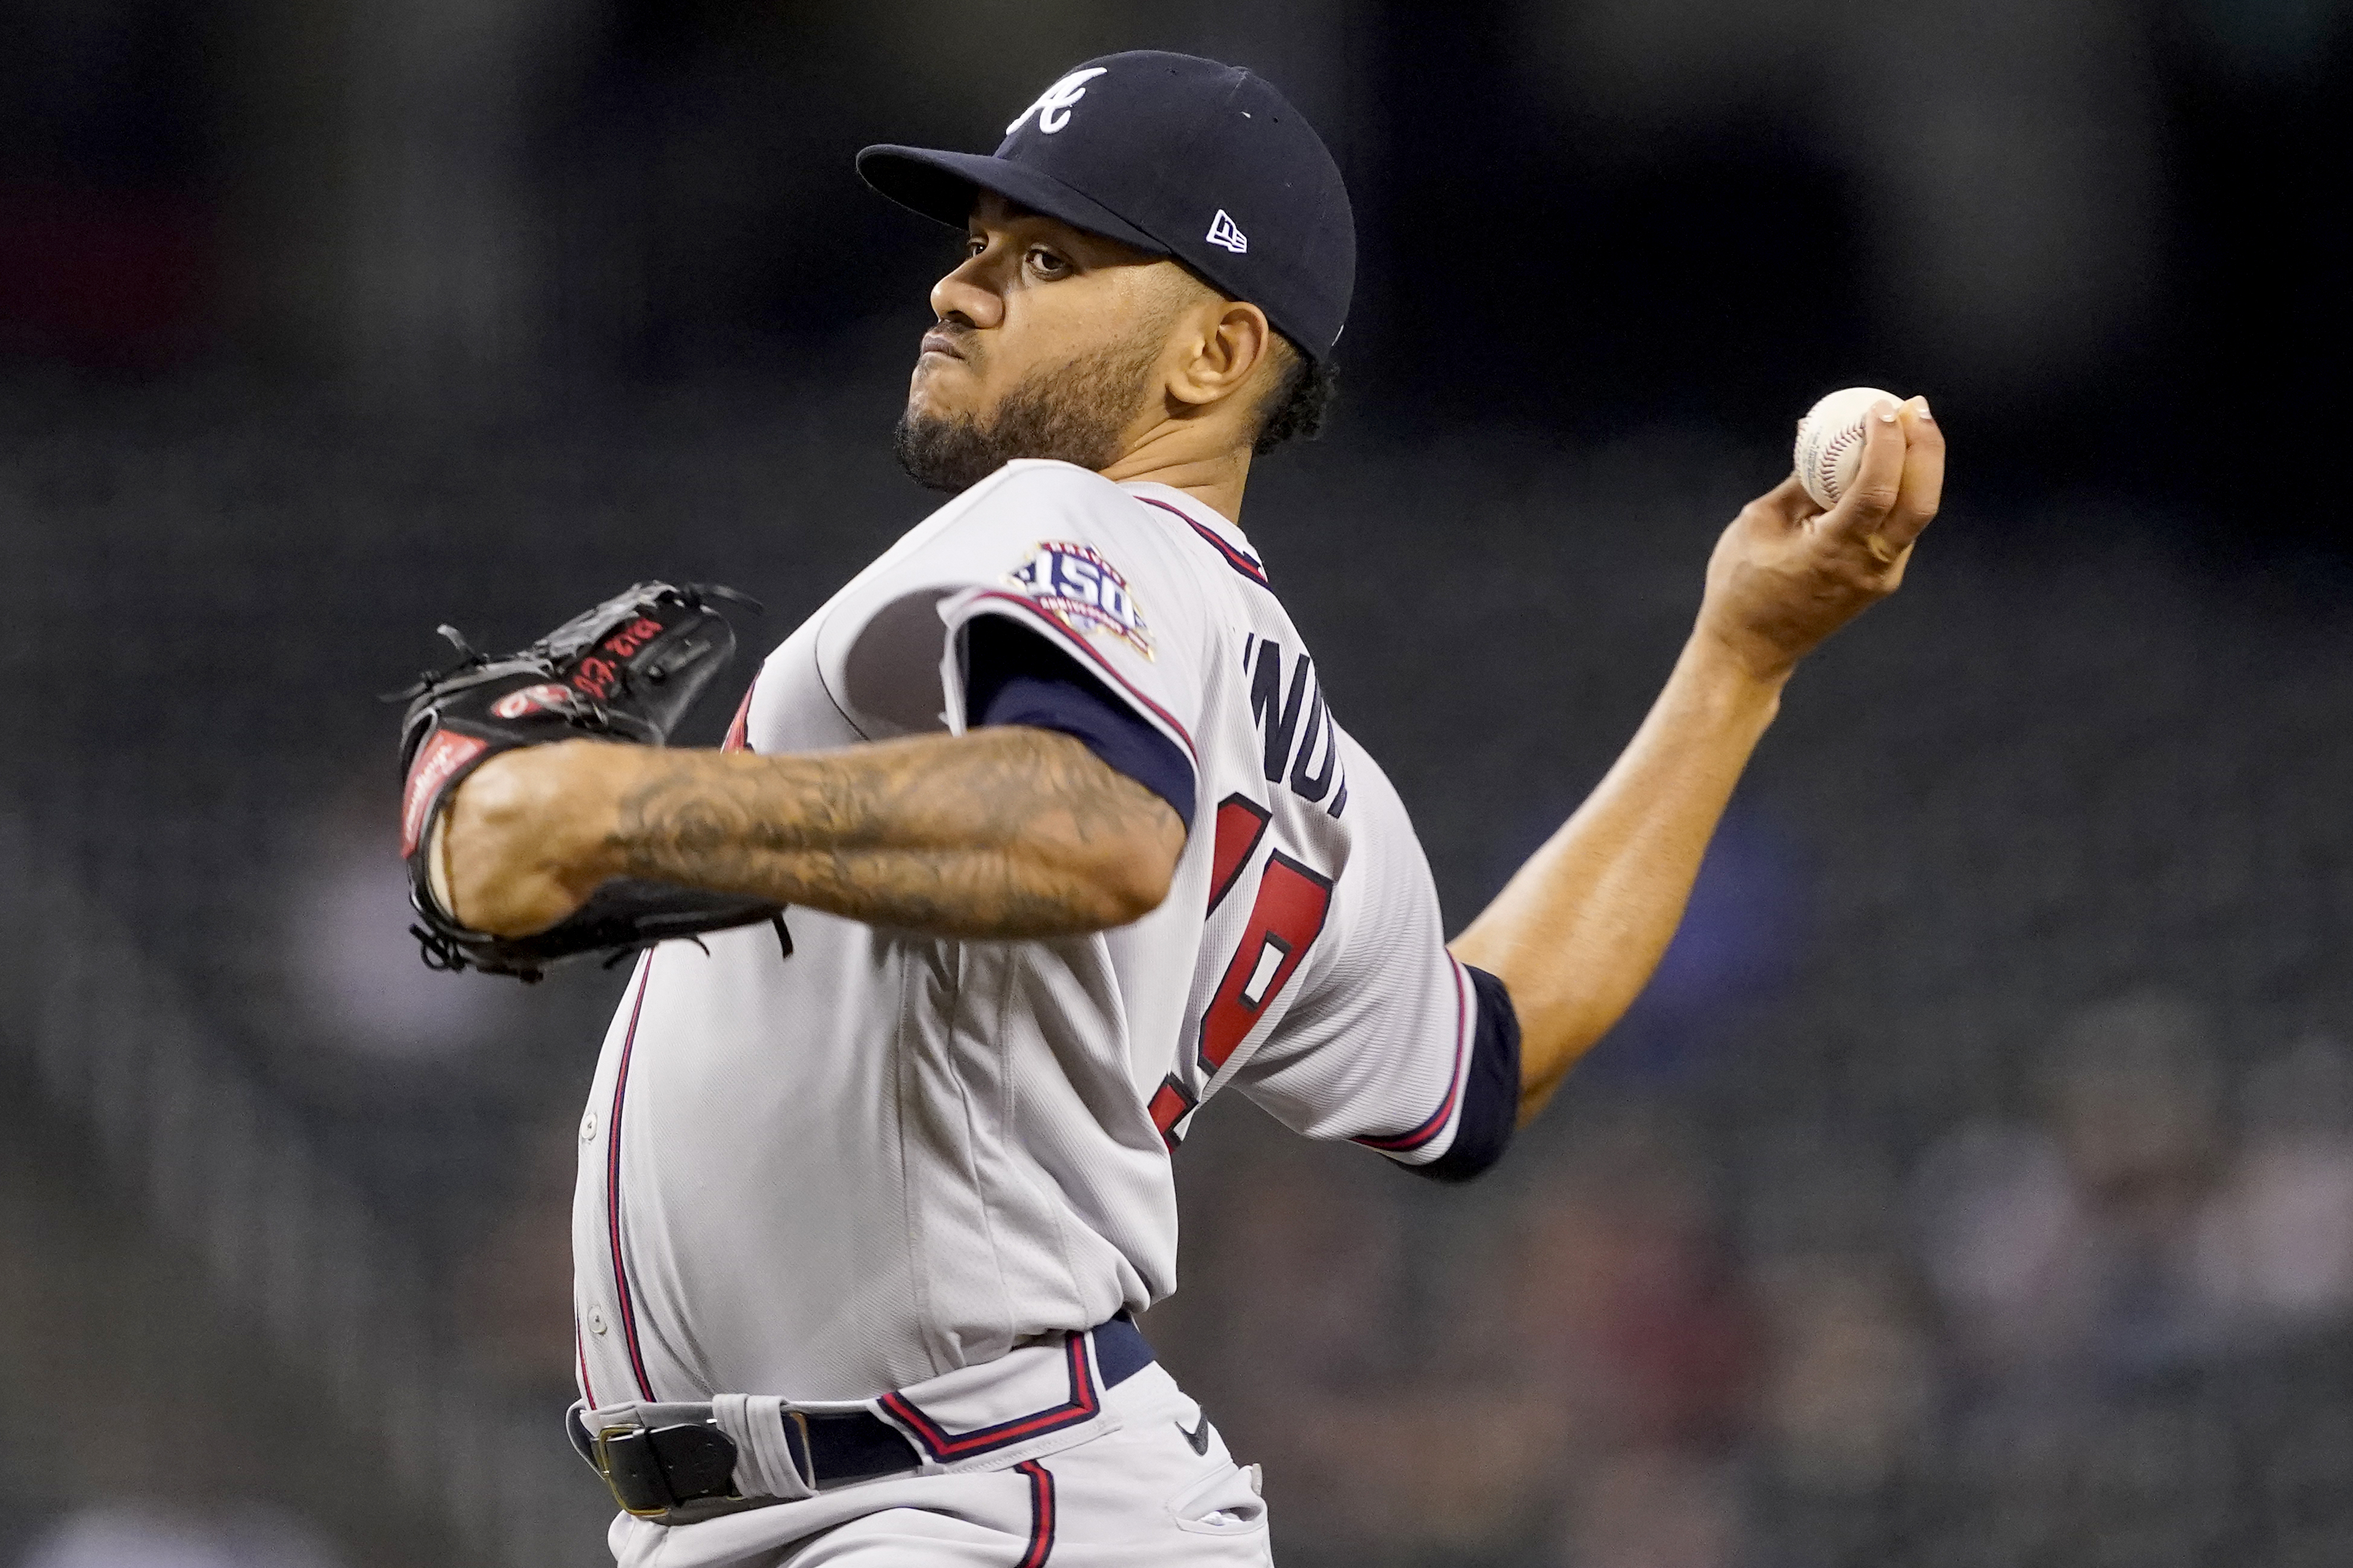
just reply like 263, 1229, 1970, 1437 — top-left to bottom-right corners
856, 145, 1168, 256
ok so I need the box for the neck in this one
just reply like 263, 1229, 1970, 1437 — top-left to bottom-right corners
1097, 431, 1253, 523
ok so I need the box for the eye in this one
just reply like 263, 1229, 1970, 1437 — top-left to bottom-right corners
1027, 247, 1072, 280
965, 236, 986, 259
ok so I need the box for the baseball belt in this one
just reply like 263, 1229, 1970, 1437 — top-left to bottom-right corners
568, 1313, 1154, 1524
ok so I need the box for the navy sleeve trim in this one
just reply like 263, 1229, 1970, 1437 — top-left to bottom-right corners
965, 616, 1198, 829
1409, 965, 1521, 1185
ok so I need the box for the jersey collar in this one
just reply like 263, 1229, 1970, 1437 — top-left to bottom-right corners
1120, 482, 1263, 562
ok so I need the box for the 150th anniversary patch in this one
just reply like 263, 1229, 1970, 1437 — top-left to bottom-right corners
1007, 542, 1155, 660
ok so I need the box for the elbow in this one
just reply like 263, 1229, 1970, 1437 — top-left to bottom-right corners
1072, 805, 1184, 931
1089, 831, 1180, 928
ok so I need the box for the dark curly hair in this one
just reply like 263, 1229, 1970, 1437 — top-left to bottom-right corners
1252, 339, 1337, 456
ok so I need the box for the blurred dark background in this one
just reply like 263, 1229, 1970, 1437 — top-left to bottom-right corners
5, 4, 2353, 1566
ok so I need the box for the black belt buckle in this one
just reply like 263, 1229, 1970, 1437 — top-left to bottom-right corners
591, 1418, 743, 1520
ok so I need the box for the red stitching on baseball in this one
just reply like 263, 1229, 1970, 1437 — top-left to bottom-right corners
1816, 422, 1865, 500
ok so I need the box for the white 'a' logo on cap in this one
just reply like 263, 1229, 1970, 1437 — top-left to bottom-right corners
1205, 210, 1249, 254
1007, 67, 1108, 136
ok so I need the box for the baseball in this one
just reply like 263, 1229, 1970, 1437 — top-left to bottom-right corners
1793, 386, 1901, 510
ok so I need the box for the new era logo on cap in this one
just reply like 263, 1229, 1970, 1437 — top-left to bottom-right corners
1205, 210, 1248, 255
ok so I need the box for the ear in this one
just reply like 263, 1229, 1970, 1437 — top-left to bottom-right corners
1166, 299, 1273, 412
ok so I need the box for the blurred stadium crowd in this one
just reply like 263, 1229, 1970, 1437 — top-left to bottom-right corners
5, 1, 2352, 1566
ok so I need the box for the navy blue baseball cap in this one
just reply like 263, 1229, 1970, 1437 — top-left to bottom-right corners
857, 52, 1355, 362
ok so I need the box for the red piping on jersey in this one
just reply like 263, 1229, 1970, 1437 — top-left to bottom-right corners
605, 956, 659, 1399
720, 674, 758, 754
878, 1331, 1100, 1461
1355, 958, 1473, 1154
959, 590, 1198, 763
1016, 1460, 1058, 1567
1137, 496, 1269, 587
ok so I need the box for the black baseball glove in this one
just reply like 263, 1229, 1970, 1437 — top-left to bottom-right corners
393, 580, 785, 982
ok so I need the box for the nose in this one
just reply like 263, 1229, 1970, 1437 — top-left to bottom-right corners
930, 248, 1004, 331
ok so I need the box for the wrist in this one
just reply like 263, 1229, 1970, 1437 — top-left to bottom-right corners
1680, 626, 1794, 709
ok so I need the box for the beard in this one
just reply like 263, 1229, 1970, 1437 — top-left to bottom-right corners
894, 329, 1163, 494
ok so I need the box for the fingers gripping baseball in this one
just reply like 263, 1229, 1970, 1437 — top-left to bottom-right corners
1825, 397, 1941, 568
1699, 397, 1942, 680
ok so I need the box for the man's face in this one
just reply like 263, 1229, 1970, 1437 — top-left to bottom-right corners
895, 193, 1192, 492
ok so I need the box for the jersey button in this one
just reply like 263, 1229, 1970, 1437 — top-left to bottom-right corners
588, 1306, 608, 1336
580, 1110, 597, 1142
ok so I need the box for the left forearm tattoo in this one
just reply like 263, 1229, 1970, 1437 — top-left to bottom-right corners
608, 728, 1181, 938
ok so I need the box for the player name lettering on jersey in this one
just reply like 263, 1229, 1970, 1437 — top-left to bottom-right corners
1245, 634, 1347, 817
1007, 541, 1155, 660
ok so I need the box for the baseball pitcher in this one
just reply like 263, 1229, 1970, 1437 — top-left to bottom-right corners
402, 50, 1942, 1567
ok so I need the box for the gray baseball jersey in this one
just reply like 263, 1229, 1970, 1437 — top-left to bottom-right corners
571, 459, 1500, 1411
